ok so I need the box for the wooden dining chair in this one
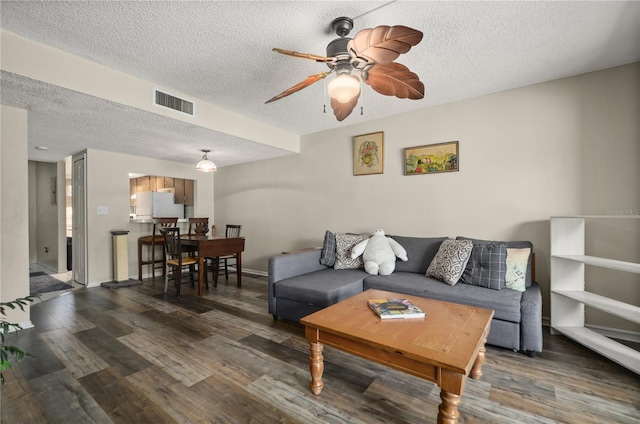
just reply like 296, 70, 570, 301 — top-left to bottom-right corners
137, 217, 178, 281
209, 224, 241, 287
183, 217, 209, 256
160, 227, 199, 296
188, 217, 209, 236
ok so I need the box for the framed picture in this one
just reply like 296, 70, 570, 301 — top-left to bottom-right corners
353, 131, 384, 176
404, 141, 459, 175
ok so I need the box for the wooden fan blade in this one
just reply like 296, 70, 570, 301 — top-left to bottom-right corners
330, 94, 359, 121
363, 63, 424, 100
265, 72, 330, 104
272, 48, 335, 63
348, 25, 423, 64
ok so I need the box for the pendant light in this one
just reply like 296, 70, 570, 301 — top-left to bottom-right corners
195, 149, 217, 172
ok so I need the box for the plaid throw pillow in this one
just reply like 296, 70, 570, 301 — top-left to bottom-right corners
461, 242, 508, 290
319, 231, 336, 266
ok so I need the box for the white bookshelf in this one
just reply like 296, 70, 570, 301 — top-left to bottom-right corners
550, 215, 640, 374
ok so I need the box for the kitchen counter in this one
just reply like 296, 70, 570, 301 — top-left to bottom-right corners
130, 218, 189, 223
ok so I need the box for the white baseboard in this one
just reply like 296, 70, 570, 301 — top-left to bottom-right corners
131, 267, 268, 282
241, 268, 267, 277
6, 320, 34, 333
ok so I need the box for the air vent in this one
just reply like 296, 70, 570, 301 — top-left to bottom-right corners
153, 89, 194, 116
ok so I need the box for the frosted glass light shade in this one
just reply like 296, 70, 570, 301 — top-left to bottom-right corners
196, 150, 217, 172
327, 74, 360, 103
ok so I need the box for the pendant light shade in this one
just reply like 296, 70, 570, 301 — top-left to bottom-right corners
196, 149, 217, 172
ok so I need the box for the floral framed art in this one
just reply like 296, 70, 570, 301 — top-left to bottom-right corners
353, 131, 384, 176
404, 141, 459, 175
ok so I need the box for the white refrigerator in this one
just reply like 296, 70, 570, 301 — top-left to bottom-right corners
135, 191, 184, 219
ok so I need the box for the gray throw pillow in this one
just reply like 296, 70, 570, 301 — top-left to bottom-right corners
460, 242, 507, 290
319, 230, 336, 266
426, 239, 473, 286
334, 233, 368, 269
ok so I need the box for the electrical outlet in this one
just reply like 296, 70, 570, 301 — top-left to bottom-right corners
97, 206, 108, 215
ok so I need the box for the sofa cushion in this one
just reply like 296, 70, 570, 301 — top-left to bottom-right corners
505, 248, 531, 292
274, 268, 367, 307
391, 236, 448, 274
460, 242, 507, 290
457, 236, 534, 287
426, 239, 473, 285
334, 233, 368, 269
319, 230, 336, 266
363, 273, 522, 322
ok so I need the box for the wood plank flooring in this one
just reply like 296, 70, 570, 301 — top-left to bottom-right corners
2, 274, 638, 423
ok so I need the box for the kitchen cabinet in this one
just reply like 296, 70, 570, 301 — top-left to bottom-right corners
184, 179, 194, 205
130, 179, 136, 206
173, 178, 194, 205
155, 176, 166, 190
129, 175, 194, 206
174, 178, 185, 204
136, 176, 150, 193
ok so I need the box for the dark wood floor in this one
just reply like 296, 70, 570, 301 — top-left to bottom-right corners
2, 273, 639, 423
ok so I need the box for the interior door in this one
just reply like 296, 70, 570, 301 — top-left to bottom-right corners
72, 154, 87, 285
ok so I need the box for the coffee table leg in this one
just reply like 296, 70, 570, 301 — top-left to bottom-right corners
470, 337, 487, 379
437, 390, 461, 424
309, 342, 324, 395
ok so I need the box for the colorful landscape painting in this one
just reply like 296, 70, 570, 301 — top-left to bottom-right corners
404, 141, 459, 175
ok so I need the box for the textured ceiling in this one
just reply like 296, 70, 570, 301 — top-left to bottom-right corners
1, 1, 639, 167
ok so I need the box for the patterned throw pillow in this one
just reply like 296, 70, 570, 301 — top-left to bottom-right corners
505, 248, 531, 292
334, 233, 368, 269
319, 231, 336, 266
461, 242, 507, 290
426, 239, 473, 286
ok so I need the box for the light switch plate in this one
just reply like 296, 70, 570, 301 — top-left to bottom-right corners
97, 206, 108, 215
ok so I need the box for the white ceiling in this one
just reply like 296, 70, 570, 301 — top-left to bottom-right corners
1, 1, 639, 167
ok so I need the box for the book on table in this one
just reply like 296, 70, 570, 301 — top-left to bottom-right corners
367, 298, 426, 320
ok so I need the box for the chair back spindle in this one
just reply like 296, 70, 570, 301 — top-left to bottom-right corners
226, 224, 241, 238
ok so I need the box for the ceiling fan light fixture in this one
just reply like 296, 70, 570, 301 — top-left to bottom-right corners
327, 73, 360, 104
195, 149, 217, 172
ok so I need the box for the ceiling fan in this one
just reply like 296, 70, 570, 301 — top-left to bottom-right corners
265, 17, 424, 121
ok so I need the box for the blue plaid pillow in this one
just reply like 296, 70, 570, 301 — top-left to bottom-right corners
319, 231, 336, 266
461, 242, 508, 290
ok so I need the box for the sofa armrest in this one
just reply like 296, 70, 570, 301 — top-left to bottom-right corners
520, 281, 543, 354
268, 249, 326, 315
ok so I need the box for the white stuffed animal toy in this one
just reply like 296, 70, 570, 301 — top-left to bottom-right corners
351, 229, 408, 275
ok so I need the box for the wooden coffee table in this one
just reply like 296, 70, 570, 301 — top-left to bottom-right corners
300, 289, 494, 424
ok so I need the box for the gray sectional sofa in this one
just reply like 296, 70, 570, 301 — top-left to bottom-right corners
268, 234, 543, 356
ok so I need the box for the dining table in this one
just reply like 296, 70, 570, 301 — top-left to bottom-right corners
180, 235, 245, 296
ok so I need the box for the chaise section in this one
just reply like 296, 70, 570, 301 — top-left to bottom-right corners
273, 268, 367, 322
268, 249, 367, 321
